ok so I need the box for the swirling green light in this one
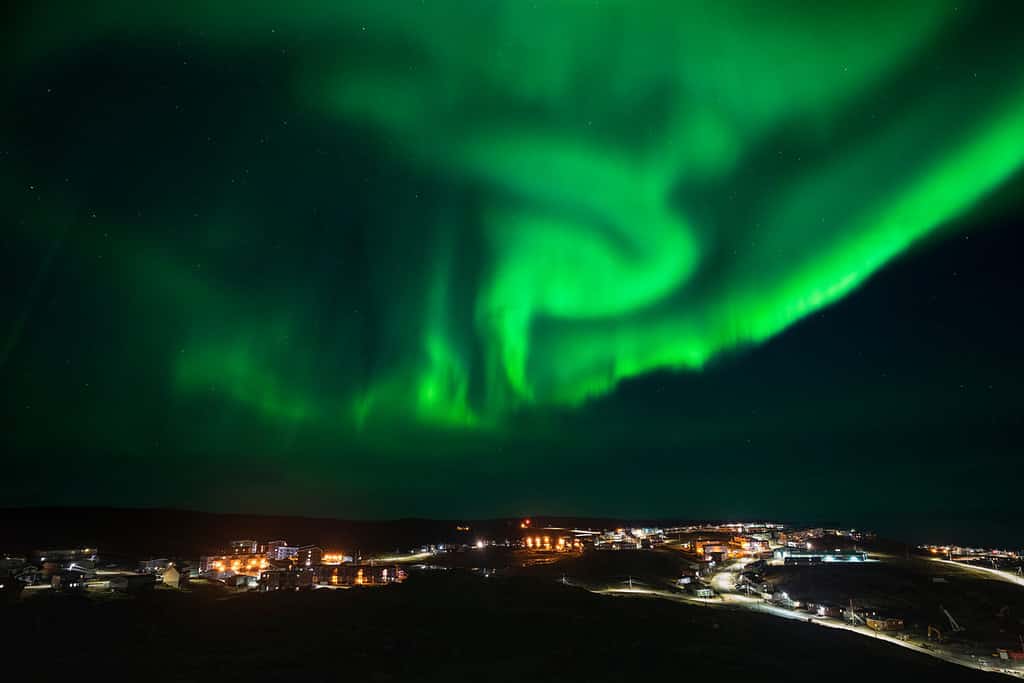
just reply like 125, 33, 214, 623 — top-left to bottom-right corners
10, 1, 1024, 430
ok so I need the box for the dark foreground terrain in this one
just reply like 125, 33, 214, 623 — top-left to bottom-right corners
2, 572, 1004, 682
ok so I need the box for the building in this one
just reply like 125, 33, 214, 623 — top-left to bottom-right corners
230, 540, 259, 555
773, 547, 867, 564
226, 574, 258, 589
699, 544, 730, 562
996, 648, 1024, 662
296, 546, 323, 567
732, 536, 770, 553
594, 529, 643, 551
35, 548, 98, 567
313, 564, 405, 587
682, 558, 716, 577
866, 615, 904, 631
140, 558, 172, 574
201, 553, 268, 575
0, 556, 26, 572
270, 545, 298, 560
688, 584, 714, 599
66, 558, 97, 576
765, 590, 798, 608
814, 603, 843, 618
321, 552, 347, 565
264, 540, 294, 560
51, 570, 86, 592
259, 569, 313, 592
14, 565, 40, 586
523, 534, 582, 552
161, 565, 187, 589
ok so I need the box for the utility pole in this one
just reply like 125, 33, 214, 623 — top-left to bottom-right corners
628, 575, 633, 590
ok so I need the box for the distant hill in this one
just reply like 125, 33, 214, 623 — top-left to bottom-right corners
0, 507, 700, 557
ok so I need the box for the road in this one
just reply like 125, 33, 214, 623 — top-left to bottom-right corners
367, 551, 436, 563
582, 561, 1023, 679
929, 558, 1024, 588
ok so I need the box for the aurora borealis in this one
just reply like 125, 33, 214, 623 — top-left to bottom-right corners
3, 2, 1023, 540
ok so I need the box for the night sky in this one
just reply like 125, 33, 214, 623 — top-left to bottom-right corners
3, 2, 1023, 545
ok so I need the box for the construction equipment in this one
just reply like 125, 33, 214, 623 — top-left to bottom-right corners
941, 605, 966, 633
845, 599, 866, 625
928, 625, 944, 642
995, 639, 1024, 662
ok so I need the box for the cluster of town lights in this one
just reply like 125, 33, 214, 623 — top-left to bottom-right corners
211, 557, 269, 573
524, 535, 580, 550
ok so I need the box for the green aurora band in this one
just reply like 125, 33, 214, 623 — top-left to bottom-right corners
8, 1, 1024, 433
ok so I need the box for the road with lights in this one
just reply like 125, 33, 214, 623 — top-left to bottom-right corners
582, 560, 1023, 679
929, 558, 1024, 589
